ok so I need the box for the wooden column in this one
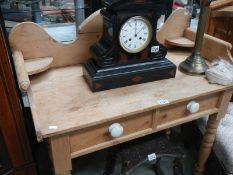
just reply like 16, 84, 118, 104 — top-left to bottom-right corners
50, 136, 72, 175
195, 90, 233, 174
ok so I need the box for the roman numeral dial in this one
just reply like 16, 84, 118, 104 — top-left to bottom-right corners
119, 16, 152, 54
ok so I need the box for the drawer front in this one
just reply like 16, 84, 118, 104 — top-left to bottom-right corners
70, 111, 152, 153
157, 93, 219, 126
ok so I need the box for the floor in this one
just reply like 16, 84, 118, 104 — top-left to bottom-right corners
72, 146, 197, 175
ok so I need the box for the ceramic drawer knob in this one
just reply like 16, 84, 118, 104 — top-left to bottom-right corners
109, 123, 124, 138
187, 101, 200, 113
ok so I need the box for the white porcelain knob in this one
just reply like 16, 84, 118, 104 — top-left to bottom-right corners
187, 101, 200, 113
109, 123, 124, 138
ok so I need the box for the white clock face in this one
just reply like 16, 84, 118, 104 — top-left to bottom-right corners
119, 16, 153, 54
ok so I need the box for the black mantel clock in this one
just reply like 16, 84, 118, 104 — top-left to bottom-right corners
83, 0, 177, 92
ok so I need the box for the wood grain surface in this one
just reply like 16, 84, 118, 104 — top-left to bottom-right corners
50, 136, 72, 175
157, 8, 191, 46
165, 36, 195, 48
27, 50, 233, 140
8, 8, 233, 141
9, 22, 101, 68
70, 111, 152, 153
25, 57, 54, 75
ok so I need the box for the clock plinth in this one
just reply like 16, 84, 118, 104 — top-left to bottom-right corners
83, 58, 176, 92
83, 0, 177, 92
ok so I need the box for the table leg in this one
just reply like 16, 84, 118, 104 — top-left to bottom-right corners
195, 90, 232, 174
195, 114, 220, 174
50, 136, 72, 175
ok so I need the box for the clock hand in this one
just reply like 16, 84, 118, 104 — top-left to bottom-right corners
135, 26, 144, 36
134, 20, 137, 35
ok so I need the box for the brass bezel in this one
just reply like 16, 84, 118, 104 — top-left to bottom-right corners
119, 16, 153, 54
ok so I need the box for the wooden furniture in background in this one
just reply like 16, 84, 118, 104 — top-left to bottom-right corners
0, 11, 37, 175
163, 27, 233, 62
155, 8, 233, 62
206, 0, 233, 55
206, 0, 233, 101
8, 9, 233, 175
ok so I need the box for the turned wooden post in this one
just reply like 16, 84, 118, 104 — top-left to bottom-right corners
195, 113, 220, 174
12, 50, 30, 92
195, 90, 232, 174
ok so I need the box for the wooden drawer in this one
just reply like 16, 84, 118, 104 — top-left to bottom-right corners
70, 111, 152, 154
157, 93, 219, 126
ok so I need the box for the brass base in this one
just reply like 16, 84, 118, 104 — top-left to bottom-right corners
179, 52, 209, 75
